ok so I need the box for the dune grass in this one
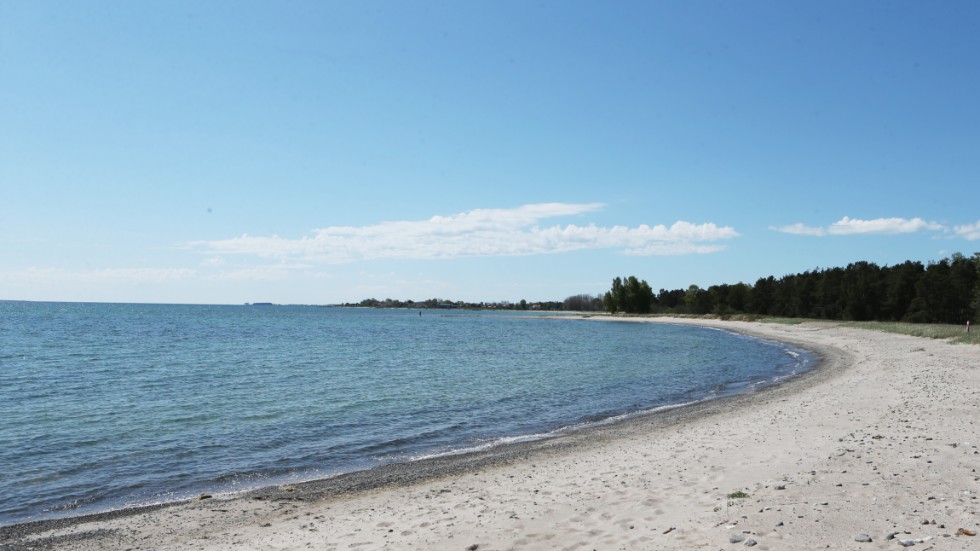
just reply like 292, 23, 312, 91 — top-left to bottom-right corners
759, 317, 979, 345
838, 320, 979, 345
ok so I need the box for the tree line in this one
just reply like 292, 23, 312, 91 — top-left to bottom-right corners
603, 253, 980, 324
342, 297, 583, 311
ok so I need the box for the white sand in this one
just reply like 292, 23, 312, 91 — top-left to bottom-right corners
8, 319, 979, 550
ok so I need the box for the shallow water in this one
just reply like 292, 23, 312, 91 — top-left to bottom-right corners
0, 302, 811, 526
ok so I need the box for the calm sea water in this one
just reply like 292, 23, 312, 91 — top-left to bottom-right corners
0, 301, 812, 526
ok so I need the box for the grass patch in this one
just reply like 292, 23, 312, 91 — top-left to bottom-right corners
726, 490, 750, 499
725, 313, 765, 322
840, 321, 979, 345
756, 317, 978, 345
758, 317, 807, 325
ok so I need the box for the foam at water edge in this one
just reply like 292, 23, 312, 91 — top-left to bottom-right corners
408, 400, 706, 462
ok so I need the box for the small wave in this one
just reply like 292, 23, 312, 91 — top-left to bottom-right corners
567, 400, 703, 429
408, 400, 706, 462
409, 432, 557, 462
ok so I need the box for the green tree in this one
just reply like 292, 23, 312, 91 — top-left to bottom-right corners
564, 294, 602, 311
904, 260, 950, 323
841, 261, 882, 321
750, 276, 775, 315
949, 253, 978, 323
771, 274, 798, 317
657, 288, 686, 310
624, 276, 654, 313
813, 268, 844, 319
729, 282, 751, 313
603, 276, 654, 313
603, 277, 624, 313
685, 284, 715, 315
971, 253, 980, 322
882, 261, 924, 321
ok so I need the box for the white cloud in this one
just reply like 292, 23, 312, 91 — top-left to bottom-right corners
191, 203, 739, 262
769, 223, 826, 236
772, 216, 946, 236
954, 221, 980, 240
828, 216, 944, 235
624, 242, 727, 255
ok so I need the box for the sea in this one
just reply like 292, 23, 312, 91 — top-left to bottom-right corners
0, 301, 813, 527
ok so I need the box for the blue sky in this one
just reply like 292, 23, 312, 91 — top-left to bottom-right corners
2, 1, 979, 304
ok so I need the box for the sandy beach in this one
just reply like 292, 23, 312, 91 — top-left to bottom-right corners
3, 318, 978, 550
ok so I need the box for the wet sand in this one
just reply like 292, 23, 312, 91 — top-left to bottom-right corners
3, 318, 978, 550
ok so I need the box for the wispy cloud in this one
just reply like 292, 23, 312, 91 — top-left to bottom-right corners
769, 222, 828, 237
202, 263, 321, 281
0, 267, 198, 283
954, 221, 980, 240
191, 203, 740, 262
772, 216, 946, 237
829, 216, 944, 235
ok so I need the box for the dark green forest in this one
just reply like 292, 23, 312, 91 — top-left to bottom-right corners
603, 253, 980, 324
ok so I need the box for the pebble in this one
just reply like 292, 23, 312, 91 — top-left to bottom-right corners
730, 534, 745, 543
897, 539, 916, 547
854, 534, 872, 542
744, 539, 757, 547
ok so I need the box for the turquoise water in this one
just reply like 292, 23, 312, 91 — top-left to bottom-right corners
0, 302, 811, 526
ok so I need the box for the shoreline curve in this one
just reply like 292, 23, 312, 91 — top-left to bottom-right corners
1, 318, 827, 536
5, 318, 978, 550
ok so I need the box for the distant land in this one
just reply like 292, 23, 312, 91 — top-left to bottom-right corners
348, 253, 980, 325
